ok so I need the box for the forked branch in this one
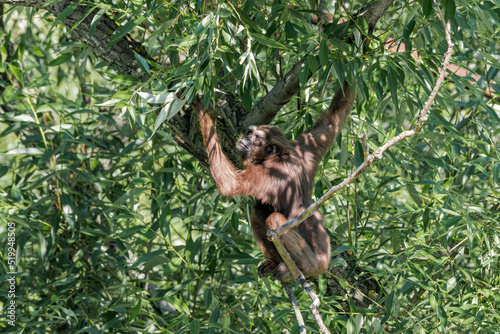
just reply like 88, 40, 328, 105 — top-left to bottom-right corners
270, 1, 454, 332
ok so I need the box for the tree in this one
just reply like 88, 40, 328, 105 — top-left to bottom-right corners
0, 0, 499, 333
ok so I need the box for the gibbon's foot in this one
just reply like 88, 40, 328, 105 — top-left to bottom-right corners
273, 262, 292, 282
258, 260, 292, 282
257, 258, 277, 278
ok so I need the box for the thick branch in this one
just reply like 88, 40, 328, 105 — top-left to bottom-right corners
1, 0, 150, 78
244, 61, 303, 128
358, 0, 396, 30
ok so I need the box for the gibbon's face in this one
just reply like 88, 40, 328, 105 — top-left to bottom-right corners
236, 125, 290, 165
237, 126, 266, 154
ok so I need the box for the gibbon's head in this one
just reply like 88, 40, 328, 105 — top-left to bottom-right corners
236, 125, 292, 165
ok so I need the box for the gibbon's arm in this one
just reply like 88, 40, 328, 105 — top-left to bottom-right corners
192, 97, 244, 197
298, 81, 356, 159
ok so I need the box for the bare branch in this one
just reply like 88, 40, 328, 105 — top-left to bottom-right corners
269, 1, 454, 245
274, 237, 330, 333
282, 282, 306, 334
269, 4, 453, 331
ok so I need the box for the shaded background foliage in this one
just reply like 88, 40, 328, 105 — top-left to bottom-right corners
0, 0, 499, 333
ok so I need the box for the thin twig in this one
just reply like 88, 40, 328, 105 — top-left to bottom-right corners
283, 282, 306, 334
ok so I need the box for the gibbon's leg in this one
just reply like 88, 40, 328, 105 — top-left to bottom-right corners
265, 212, 320, 280
251, 205, 282, 277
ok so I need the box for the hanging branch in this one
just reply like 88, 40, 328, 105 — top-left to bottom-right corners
283, 282, 307, 334
270, 1, 454, 332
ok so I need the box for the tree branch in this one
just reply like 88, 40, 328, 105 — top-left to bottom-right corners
269, 0, 454, 288
244, 61, 303, 128
0, 0, 153, 78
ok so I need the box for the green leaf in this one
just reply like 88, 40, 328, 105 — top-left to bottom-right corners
406, 184, 421, 205
54, 2, 80, 22
388, 63, 399, 109
170, 296, 190, 314
299, 60, 309, 89
231, 6, 260, 31
419, 0, 433, 17
443, 0, 456, 22
69, 6, 96, 33
151, 96, 186, 136
7, 64, 23, 83
159, 206, 171, 237
319, 40, 328, 65
110, 16, 147, 47
194, 12, 213, 35
48, 53, 72, 66
330, 38, 351, 54
372, 318, 383, 334
61, 194, 76, 232
251, 33, 286, 49
89, 8, 105, 38
385, 291, 394, 315
190, 319, 201, 334
111, 75, 140, 86
437, 304, 448, 329
403, 19, 416, 39
128, 299, 141, 322
130, 249, 165, 268
134, 52, 150, 74
209, 307, 221, 326
0, 85, 23, 104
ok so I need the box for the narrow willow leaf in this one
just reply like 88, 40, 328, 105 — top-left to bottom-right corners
110, 16, 146, 47
138, 92, 175, 104
5, 148, 44, 155
419, 0, 433, 17
54, 2, 79, 22
129, 299, 141, 322
444, 0, 456, 22
252, 33, 286, 49
130, 249, 165, 268
134, 52, 150, 74
152, 96, 186, 136
190, 319, 201, 334
319, 40, 328, 65
89, 8, 105, 38
48, 53, 72, 66
96, 98, 123, 107
388, 64, 398, 109
69, 6, 96, 33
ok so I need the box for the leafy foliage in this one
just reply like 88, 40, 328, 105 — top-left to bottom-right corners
0, 0, 499, 333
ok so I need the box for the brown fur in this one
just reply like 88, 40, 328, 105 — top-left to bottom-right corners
193, 81, 356, 279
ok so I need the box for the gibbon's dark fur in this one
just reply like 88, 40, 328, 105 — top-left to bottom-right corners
194, 81, 356, 279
